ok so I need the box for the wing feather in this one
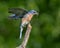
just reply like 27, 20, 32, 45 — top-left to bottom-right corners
8, 8, 28, 18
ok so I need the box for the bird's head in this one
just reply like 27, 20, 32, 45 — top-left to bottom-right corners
28, 10, 38, 16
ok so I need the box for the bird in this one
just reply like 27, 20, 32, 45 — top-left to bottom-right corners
8, 8, 38, 39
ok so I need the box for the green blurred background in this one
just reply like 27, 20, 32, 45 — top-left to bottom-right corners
0, 0, 60, 48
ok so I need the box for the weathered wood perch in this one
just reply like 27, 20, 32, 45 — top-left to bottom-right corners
16, 23, 32, 48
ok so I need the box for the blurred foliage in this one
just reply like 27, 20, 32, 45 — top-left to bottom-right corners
0, 0, 60, 48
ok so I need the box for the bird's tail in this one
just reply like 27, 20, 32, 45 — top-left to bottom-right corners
20, 31, 22, 39
20, 26, 23, 39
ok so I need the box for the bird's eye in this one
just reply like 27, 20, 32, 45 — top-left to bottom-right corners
33, 12, 36, 13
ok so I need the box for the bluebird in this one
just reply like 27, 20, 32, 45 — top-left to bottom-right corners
8, 8, 38, 39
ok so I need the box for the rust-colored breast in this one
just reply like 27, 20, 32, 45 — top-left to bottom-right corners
27, 14, 33, 21
22, 14, 33, 23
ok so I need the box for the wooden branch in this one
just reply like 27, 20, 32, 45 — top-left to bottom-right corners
16, 23, 32, 48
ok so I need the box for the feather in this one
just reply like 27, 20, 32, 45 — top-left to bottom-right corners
8, 8, 28, 18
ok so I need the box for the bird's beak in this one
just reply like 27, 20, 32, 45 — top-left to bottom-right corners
35, 12, 38, 16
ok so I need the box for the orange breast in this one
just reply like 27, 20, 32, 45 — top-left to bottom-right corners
22, 14, 33, 23
27, 14, 33, 21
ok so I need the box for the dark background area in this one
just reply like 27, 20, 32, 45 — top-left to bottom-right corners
0, 0, 60, 48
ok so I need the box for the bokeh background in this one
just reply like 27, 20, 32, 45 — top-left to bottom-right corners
0, 0, 60, 48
